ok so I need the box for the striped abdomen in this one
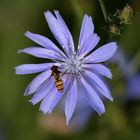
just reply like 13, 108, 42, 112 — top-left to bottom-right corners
55, 78, 63, 92
51, 65, 63, 93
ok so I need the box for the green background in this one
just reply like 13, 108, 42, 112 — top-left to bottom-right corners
0, 0, 140, 140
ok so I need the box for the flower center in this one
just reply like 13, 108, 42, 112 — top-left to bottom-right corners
61, 56, 83, 74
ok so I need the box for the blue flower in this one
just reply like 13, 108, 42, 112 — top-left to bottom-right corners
126, 74, 140, 100
69, 92, 93, 130
15, 11, 117, 124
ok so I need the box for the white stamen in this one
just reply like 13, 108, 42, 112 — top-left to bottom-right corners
59, 51, 84, 75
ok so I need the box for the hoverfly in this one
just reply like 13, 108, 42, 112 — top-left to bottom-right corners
51, 65, 64, 93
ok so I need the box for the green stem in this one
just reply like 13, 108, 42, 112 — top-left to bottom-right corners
98, 0, 108, 22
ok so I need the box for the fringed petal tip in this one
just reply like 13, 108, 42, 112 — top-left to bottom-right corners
24, 92, 30, 96
65, 116, 71, 126
109, 74, 113, 79
98, 106, 105, 116
66, 120, 69, 126
14, 66, 18, 74
17, 48, 30, 54
24, 30, 29, 36
54, 10, 59, 15
14, 65, 20, 75
98, 110, 105, 116
105, 91, 113, 101
24, 87, 34, 96
44, 10, 59, 19
39, 107, 45, 114
29, 99, 34, 105
29, 97, 39, 105
14, 65, 24, 75
17, 49, 23, 54
44, 11, 54, 22
97, 108, 105, 116
39, 107, 51, 114
44, 10, 51, 16
110, 97, 114, 102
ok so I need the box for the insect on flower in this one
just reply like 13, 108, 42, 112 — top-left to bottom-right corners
51, 65, 63, 92
15, 10, 118, 124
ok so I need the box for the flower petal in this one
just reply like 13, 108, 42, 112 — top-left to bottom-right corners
78, 34, 100, 57
65, 77, 78, 125
83, 70, 113, 101
49, 74, 72, 113
25, 70, 52, 95
45, 11, 71, 56
78, 15, 94, 48
39, 87, 58, 114
31, 74, 73, 113
80, 76, 105, 115
25, 31, 65, 57
83, 42, 117, 63
18, 47, 62, 60
30, 77, 54, 105
15, 63, 54, 75
83, 64, 112, 79
54, 11, 75, 53
47, 92, 63, 114
34, 74, 72, 114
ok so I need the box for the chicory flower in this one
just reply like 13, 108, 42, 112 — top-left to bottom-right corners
15, 11, 117, 124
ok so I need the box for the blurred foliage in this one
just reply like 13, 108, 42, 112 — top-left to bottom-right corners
0, 0, 140, 140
